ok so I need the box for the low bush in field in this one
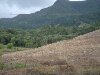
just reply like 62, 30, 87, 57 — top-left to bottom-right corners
3, 63, 27, 70
0, 63, 4, 70
0, 44, 3, 49
7, 43, 13, 49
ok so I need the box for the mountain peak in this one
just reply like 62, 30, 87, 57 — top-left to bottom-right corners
57, 0, 68, 1
53, 0, 69, 6
54, 0, 67, 4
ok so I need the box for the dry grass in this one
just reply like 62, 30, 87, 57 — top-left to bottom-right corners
1, 30, 100, 75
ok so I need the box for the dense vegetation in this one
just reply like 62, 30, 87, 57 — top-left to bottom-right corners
0, 23, 100, 49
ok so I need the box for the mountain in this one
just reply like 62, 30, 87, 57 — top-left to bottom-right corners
2, 29, 100, 75
0, 0, 100, 29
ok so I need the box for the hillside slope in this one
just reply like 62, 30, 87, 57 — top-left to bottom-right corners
1, 30, 100, 75
3, 30, 100, 66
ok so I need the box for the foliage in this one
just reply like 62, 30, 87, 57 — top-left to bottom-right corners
0, 45, 3, 70
0, 63, 4, 70
0, 44, 3, 49
11, 63, 26, 69
0, 63, 26, 70
0, 24, 99, 49
7, 43, 13, 49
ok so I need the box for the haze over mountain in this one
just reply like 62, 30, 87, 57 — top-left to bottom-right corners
0, 0, 100, 29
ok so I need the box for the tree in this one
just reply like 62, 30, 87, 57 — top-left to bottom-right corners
0, 34, 12, 45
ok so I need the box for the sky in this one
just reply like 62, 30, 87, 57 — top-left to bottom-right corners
0, 0, 85, 18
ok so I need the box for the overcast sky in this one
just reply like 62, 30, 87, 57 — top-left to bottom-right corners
0, 0, 85, 18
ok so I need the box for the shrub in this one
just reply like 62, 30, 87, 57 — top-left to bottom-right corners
14, 63, 26, 69
3, 63, 27, 70
0, 44, 3, 70
25, 42, 33, 48
0, 63, 4, 70
7, 43, 13, 49
0, 44, 3, 49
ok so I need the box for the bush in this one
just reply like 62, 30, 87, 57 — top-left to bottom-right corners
7, 43, 13, 49
25, 42, 33, 48
3, 63, 27, 70
0, 44, 3, 49
0, 63, 4, 70
0, 44, 3, 70
14, 63, 26, 69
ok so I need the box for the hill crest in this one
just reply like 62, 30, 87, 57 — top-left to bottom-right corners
0, 0, 100, 28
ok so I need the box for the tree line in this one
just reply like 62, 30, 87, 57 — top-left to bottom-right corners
0, 23, 100, 48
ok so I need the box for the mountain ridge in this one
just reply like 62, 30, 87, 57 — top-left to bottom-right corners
0, 0, 100, 29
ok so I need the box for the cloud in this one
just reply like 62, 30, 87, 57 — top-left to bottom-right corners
7, 0, 56, 8
0, 0, 56, 18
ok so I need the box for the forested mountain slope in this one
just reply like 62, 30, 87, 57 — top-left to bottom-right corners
0, 0, 100, 29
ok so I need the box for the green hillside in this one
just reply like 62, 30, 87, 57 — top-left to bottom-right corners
0, 0, 100, 29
